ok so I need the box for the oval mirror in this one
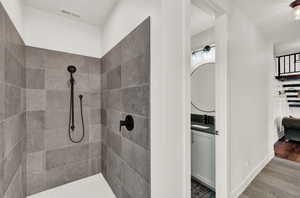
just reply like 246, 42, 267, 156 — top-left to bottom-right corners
191, 63, 215, 113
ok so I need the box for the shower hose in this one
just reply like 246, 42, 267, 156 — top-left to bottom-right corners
68, 78, 85, 143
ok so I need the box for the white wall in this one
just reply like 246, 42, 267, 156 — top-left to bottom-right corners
0, 0, 25, 37
228, 6, 274, 198
102, 0, 190, 197
101, 0, 159, 55
24, 6, 102, 58
191, 27, 215, 51
275, 39, 300, 56
191, 28, 216, 116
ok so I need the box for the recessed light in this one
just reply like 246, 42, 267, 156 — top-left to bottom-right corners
290, 0, 300, 20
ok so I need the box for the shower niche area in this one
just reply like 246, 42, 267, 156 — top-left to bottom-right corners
0, 3, 150, 198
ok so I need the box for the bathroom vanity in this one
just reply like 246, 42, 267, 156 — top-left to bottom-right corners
191, 116, 216, 189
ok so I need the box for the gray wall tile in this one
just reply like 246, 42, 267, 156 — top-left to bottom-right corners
26, 68, 45, 89
107, 129, 122, 156
76, 73, 89, 92
88, 74, 101, 92
44, 111, 68, 129
3, 167, 23, 198
26, 152, 44, 173
26, 171, 46, 195
107, 90, 122, 110
27, 129, 44, 153
89, 124, 101, 142
107, 66, 121, 89
64, 160, 89, 183
45, 165, 67, 189
26, 89, 46, 111
44, 129, 70, 150
90, 108, 101, 125
0, 43, 4, 83
1, 4, 26, 198
86, 57, 101, 74
101, 73, 107, 90
45, 144, 89, 170
101, 18, 150, 198
122, 55, 150, 87
5, 84, 21, 118
88, 92, 101, 109
45, 69, 69, 90
5, 14, 25, 66
44, 128, 88, 150
5, 49, 25, 87
89, 142, 101, 158
88, 158, 101, 176
121, 138, 150, 182
3, 142, 22, 193
102, 44, 121, 74
106, 109, 122, 133
121, 114, 149, 150
3, 113, 26, 157
0, 159, 4, 198
0, 6, 5, 83
121, 18, 150, 64
25, 47, 45, 69
0, 123, 4, 160
0, 82, 4, 121
43, 51, 85, 72
122, 86, 149, 116
26, 111, 45, 131
46, 90, 68, 110
122, 162, 149, 198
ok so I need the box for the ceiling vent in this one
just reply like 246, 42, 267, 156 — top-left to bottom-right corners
61, 10, 80, 18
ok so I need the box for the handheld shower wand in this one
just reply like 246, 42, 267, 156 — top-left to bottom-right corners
67, 65, 85, 143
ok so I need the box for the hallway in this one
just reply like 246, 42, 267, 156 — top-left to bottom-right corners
240, 157, 300, 198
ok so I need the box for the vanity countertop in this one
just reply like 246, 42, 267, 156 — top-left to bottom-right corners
191, 121, 216, 135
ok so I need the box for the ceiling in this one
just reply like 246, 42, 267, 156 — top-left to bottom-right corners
191, 4, 215, 36
235, 0, 300, 44
25, 0, 120, 26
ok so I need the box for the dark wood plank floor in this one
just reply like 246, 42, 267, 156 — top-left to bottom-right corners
275, 140, 300, 163
191, 179, 215, 198
240, 157, 300, 198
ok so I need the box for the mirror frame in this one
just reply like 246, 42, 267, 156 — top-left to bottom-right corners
191, 61, 216, 113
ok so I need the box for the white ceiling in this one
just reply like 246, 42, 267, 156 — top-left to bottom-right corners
236, 0, 300, 44
191, 4, 215, 36
24, 0, 120, 26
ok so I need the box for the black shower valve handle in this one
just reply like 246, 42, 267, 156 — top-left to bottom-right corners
120, 115, 134, 132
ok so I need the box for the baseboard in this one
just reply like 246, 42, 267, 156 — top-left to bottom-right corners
230, 152, 274, 198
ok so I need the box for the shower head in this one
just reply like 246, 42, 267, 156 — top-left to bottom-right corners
67, 65, 77, 74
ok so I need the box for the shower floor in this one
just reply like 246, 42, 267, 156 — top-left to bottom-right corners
27, 174, 115, 198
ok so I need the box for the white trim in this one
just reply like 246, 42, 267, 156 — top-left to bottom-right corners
183, 0, 191, 198
215, 13, 229, 198
230, 152, 274, 198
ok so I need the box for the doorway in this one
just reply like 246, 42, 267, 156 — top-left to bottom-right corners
189, 0, 228, 198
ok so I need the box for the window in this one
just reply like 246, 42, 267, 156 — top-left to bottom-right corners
191, 45, 215, 71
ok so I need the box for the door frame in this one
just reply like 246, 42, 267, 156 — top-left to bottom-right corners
184, 1, 230, 197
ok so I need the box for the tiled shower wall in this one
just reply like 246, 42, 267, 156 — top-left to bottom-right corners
25, 47, 102, 195
101, 18, 151, 198
0, 3, 27, 198
0, 2, 151, 198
